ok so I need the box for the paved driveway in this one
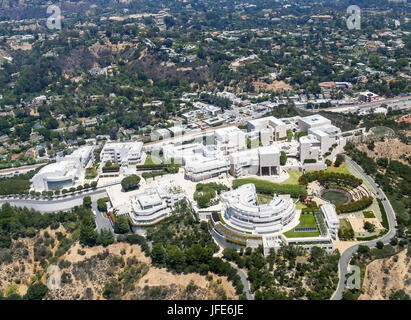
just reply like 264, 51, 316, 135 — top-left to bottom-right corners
92, 202, 113, 232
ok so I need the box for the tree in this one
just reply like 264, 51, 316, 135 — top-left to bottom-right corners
97, 197, 109, 212
165, 245, 185, 272
367, 140, 375, 151
151, 243, 166, 265
79, 216, 97, 246
334, 154, 345, 167
121, 175, 141, 192
280, 151, 287, 166
102, 279, 121, 300
357, 245, 370, 255
376, 241, 384, 249
390, 289, 410, 300
24, 283, 48, 300
97, 228, 114, 247
83, 196, 92, 208
363, 221, 375, 233
114, 216, 130, 234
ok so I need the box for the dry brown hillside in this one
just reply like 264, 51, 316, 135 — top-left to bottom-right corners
0, 227, 237, 300
359, 249, 411, 300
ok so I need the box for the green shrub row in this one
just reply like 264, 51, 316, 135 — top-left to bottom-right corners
299, 171, 362, 187
233, 178, 307, 198
336, 197, 373, 214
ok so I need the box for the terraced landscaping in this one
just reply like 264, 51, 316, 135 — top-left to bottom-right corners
257, 193, 273, 204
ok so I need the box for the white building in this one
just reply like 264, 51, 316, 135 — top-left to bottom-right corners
247, 116, 287, 143
229, 146, 280, 177
127, 186, 186, 226
210, 183, 336, 254
298, 115, 345, 164
184, 145, 230, 181
299, 134, 322, 163
359, 91, 380, 102
100, 141, 143, 166
298, 114, 331, 132
210, 184, 298, 251
321, 204, 340, 239
214, 126, 246, 155
162, 143, 203, 164
221, 184, 297, 234
31, 146, 94, 191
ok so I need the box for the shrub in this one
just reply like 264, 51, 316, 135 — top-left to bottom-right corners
280, 151, 287, 165
336, 197, 373, 214
97, 197, 110, 212
24, 283, 48, 300
303, 159, 317, 164
299, 171, 362, 187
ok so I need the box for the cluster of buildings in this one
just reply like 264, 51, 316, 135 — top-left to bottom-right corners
149, 113, 346, 182
298, 115, 345, 166
29, 112, 347, 255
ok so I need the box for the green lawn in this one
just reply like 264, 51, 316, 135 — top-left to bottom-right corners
324, 162, 350, 175
363, 211, 375, 218
283, 213, 320, 238
281, 170, 303, 185
144, 154, 163, 165
295, 201, 307, 210
339, 218, 351, 230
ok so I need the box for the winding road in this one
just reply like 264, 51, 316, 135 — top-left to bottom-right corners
222, 259, 254, 300
0, 188, 108, 212
331, 156, 397, 300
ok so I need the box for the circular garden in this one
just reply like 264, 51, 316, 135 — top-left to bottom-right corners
299, 171, 373, 214
320, 189, 352, 205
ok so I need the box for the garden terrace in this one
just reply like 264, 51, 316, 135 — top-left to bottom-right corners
102, 164, 120, 173
214, 222, 263, 241
283, 212, 320, 238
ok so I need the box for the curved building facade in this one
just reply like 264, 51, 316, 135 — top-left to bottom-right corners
210, 183, 335, 254
221, 184, 296, 235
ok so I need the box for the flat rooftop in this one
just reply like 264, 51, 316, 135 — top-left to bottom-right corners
248, 116, 286, 128
258, 145, 280, 155
321, 204, 339, 223
299, 114, 331, 127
